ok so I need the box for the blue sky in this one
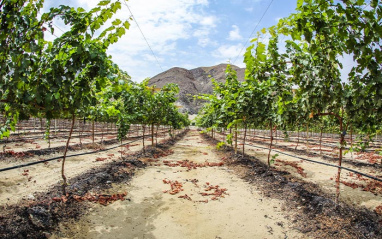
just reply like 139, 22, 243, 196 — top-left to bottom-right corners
42, 0, 301, 82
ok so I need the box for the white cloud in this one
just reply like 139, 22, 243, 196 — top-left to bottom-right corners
213, 43, 244, 61
197, 38, 211, 47
228, 25, 242, 41
64, 0, 214, 80
76, 0, 98, 9
193, 27, 217, 47
196, 0, 209, 5
41, 0, 216, 81
107, 0, 217, 79
200, 16, 217, 27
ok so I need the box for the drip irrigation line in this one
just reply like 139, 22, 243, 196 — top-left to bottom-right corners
209, 132, 382, 182
221, 132, 377, 152
1, 129, 168, 156
0, 138, 142, 173
0, 128, 143, 144
216, 133, 381, 171
2, 132, 118, 142
243, 142, 382, 183
0, 129, 170, 173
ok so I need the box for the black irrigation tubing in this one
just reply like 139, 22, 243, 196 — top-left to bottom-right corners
0, 132, 115, 144
0, 129, 170, 173
1, 130, 128, 142
243, 142, 382, 183
250, 130, 382, 144
0, 128, 154, 144
211, 133, 382, 182
247, 134, 346, 149
0, 138, 142, 173
222, 132, 377, 152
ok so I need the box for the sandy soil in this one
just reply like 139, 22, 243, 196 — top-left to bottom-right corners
52, 130, 305, 239
212, 133, 382, 212
0, 134, 168, 207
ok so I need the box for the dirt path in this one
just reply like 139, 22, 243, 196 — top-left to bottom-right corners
53, 130, 304, 239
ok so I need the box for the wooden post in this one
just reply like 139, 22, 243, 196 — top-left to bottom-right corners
267, 121, 274, 167
61, 114, 75, 195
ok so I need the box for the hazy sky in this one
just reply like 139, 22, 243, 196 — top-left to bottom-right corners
42, 0, 354, 82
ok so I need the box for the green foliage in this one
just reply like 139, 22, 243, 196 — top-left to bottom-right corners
0, 0, 131, 137
0, 0, 190, 196
226, 133, 233, 145
197, 0, 382, 167
216, 142, 226, 150
270, 153, 279, 165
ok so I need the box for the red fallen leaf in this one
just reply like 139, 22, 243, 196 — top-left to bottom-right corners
203, 153, 208, 155
52, 197, 62, 202
356, 174, 368, 181
36, 145, 41, 149
22, 172, 29, 176
163, 179, 183, 195
72, 192, 128, 205
73, 195, 83, 202
107, 154, 115, 157
99, 198, 108, 206
363, 181, 382, 194
178, 194, 192, 201
196, 199, 208, 203
375, 205, 382, 215
61, 195, 68, 203
276, 160, 307, 178
341, 181, 359, 189
96, 157, 108, 162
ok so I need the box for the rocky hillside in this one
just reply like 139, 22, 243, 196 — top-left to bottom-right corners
148, 64, 245, 114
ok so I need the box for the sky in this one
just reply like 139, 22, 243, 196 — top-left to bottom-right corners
42, 0, 353, 82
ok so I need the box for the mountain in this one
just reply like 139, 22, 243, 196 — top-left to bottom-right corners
148, 64, 245, 114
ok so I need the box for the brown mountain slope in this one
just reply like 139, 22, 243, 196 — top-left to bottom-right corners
148, 64, 245, 114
